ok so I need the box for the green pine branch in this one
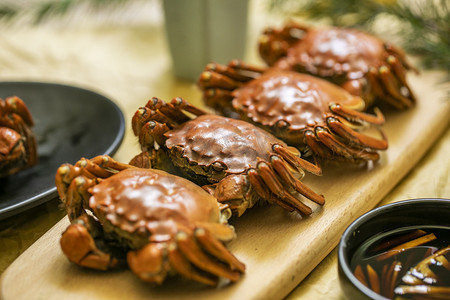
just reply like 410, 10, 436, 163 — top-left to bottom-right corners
385, 0, 450, 72
1, 0, 448, 78
0, 0, 130, 24
268, 0, 389, 28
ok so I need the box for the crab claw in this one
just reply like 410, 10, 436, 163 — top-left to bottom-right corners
60, 216, 122, 271
203, 174, 259, 217
127, 243, 169, 284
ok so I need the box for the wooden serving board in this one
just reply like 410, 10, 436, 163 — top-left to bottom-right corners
1, 71, 449, 300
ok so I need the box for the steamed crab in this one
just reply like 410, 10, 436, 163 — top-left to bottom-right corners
198, 61, 388, 169
55, 155, 245, 286
0, 96, 37, 177
258, 22, 417, 109
130, 97, 325, 218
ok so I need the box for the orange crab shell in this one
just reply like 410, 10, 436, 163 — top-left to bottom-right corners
88, 168, 234, 248
259, 23, 417, 109
165, 114, 292, 174
232, 69, 365, 135
264, 26, 388, 79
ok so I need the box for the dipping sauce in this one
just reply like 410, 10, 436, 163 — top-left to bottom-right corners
350, 226, 450, 299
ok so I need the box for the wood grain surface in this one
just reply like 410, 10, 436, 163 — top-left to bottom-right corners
1, 71, 449, 300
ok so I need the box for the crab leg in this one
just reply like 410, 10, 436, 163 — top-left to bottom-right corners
313, 127, 380, 162
259, 23, 309, 66
227, 60, 267, 77
272, 144, 322, 176
56, 156, 133, 204
138, 120, 170, 150
90, 155, 132, 172
194, 228, 245, 272
198, 70, 242, 90
247, 168, 294, 212
378, 66, 414, 108
387, 55, 415, 89
326, 117, 388, 150
175, 231, 242, 282
329, 103, 385, 126
75, 158, 115, 178
387, 44, 418, 74
303, 130, 334, 159
134, 98, 187, 131
23, 126, 37, 166
270, 155, 303, 187
256, 161, 313, 215
65, 175, 96, 221
203, 88, 234, 102
79, 155, 132, 178
60, 215, 121, 271
204, 62, 258, 82
247, 169, 275, 200
168, 242, 217, 286
170, 97, 208, 117
366, 68, 407, 110
198, 61, 264, 114
132, 106, 175, 137
146, 97, 191, 125
4, 96, 34, 126
144, 97, 210, 127
202, 89, 236, 116
270, 155, 325, 205
55, 165, 73, 199
56, 164, 85, 204
306, 127, 382, 164
132, 108, 153, 136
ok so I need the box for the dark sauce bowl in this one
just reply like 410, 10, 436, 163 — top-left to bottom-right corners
338, 198, 450, 300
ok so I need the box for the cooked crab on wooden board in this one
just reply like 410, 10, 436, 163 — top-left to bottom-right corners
1, 70, 449, 300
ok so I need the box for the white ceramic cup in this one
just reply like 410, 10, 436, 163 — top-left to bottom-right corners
162, 0, 249, 81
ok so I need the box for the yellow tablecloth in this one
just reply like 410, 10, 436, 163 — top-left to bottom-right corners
0, 1, 448, 299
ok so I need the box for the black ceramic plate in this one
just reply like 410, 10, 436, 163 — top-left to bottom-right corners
0, 82, 125, 220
